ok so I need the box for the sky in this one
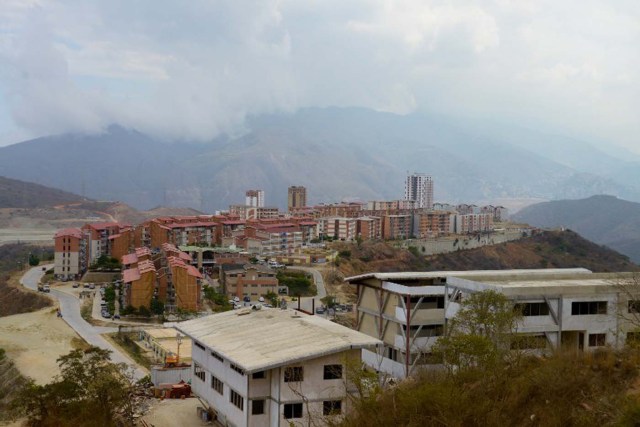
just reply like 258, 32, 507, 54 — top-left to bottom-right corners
0, 0, 639, 151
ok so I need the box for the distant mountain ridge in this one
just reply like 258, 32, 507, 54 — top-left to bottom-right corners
514, 195, 640, 263
2, 108, 640, 212
0, 175, 88, 208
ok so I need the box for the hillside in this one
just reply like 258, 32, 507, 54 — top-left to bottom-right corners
336, 230, 639, 278
0, 175, 87, 208
514, 195, 640, 262
2, 109, 640, 211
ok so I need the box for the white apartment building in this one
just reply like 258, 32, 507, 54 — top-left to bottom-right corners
404, 173, 433, 209
177, 308, 382, 427
346, 269, 640, 379
245, 190, 265, 208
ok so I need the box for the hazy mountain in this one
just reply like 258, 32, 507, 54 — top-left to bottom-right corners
0, 175, 88, 208
1, 108, 640, 212
514, 195, 640, 262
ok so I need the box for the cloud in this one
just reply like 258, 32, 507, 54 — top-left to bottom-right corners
0, 0, 639, 151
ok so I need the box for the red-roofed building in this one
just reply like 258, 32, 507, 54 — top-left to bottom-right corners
81, 222, 124, 264
123, 259, 157, 309
54, 228, 87, 280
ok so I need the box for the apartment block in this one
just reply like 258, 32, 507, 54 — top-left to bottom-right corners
382, 214, 413, 240
123, 259, 157, 309
356, 216, 382, 240
347, 268, 640, 379
287, 186, 307, 211
453, 213, 493, 234
405, 173, 433, 209
367, 200, 416, 211
220, 264, 280, 299
54, 228, 87, 280
230, 205, 280, 221
417, 211, 455, 238
82, 222, 123, 264
245, 189, 265, 208
318, 217, 358, 241
177, 308, 382, 427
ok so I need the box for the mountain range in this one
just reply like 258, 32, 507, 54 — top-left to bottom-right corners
1, 107, 640, 212
514, 195, 640, 263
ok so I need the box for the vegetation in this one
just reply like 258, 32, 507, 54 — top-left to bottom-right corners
333, 230, 639, 278
203, 285, 232, 312
0, 347, 28, 421
90, 255, 121, 271
14, 347, 134, 426
344, 290, 640, 427
0, 175, 87, 209
265, 290, 279, 307
28, 253, 40, 266
277, 270, 316, 296
0, 244, 52, 317
320, 295, 338, 309
110, 332, 151, 370
103, 285, 116, 314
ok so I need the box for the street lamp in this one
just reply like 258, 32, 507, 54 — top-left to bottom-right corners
176, 333, 183, 365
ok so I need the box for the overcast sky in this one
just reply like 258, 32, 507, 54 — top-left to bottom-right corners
0, 1, 638, 151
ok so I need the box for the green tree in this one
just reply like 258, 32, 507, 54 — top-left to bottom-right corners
321, 295, 337, 309
265, 290, 279, 307
28, 254, 40, 266
15, 347, 133, 426
434, 290, 520, 372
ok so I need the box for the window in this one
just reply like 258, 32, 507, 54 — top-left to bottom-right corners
231, 364, 244, 375
230, 389, 244, 410
194, 341, 205, 351
323, 400, 342, 416
629, 300, 640, 314
588, 333, 606, 347
515, 302, 549, 316
284, 366, 303, 382
211, 351, 224, 362
252, 371, 265, 379
252, 399, 265, 415
284, 403, 303, 419
211, 374, 223, 394
323, 364, 342, 380
194, 363, 205, 382
571, 301, 607, 315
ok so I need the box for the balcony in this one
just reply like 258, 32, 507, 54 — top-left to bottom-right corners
395, 306, 444, 324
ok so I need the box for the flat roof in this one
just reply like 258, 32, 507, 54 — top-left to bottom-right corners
345, 268, 593, 283
176, 308, 382, 374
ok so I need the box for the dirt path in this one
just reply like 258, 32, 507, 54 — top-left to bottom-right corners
141, 399, 204, 427
0, 307, 81, 384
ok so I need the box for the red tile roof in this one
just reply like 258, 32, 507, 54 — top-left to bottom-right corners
122, 253, 138, 265
54, 228, 83, 239
123, 268, 141, 283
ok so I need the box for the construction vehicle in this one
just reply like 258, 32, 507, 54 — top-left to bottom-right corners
164, 352, 179, 368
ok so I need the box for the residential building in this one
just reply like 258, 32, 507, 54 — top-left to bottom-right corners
140, 327, 193, 364
318, 217, 358, 241
346, 268, 639, 379
123, 259, 157, 309
82, 222, 123, 264
417, 211, 455, 238
287, 186, 307, 211
453, 213, 493, 234
176, 308, 382, 427
382, 214, 412, 240
405, 173, 433, 209
220, 264, 281, 299
230, 205, 280, 220
54, 228, 87, 280
356, 216, 382, 240
367, 200, 416, 211
245, 190, 265, 208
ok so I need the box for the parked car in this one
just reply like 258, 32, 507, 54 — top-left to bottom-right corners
89, 283, 96, 289
72, 283, 79, 288
101, 311, 110, 318
83, 283, 90, 289
42, 284, 51, 293
315, 307, 326, 314
41, 267, 46, 271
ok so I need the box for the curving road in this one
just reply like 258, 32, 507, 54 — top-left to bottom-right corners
20, 265, 147, 380
287, 266, 327, 314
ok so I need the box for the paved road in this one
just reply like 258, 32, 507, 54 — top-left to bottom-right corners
287, 266, 327, 314
20, 265, 148, 380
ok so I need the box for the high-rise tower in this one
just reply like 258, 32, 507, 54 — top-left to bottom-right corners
404, 173, 433, 209
287, 186, 307, 211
